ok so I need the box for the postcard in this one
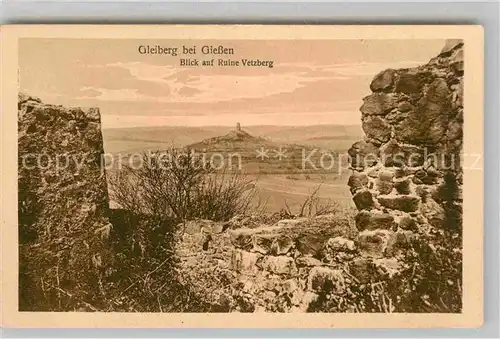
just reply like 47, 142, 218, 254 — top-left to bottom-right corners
0, 25, 484, 328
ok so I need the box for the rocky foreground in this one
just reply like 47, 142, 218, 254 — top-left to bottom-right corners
173, 211, 414, 312
173, 40, 464, 313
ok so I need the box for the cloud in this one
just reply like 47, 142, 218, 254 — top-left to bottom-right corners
78, 60, 357, 104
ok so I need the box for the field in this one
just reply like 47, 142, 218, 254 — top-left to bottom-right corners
102, 124, 362, 213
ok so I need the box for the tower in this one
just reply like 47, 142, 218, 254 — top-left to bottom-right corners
236, 122, 241, 132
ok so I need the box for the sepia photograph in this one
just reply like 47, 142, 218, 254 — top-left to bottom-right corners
1, 25, 484, 328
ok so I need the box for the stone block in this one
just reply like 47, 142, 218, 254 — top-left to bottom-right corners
385, 231, 415, 257
427, 78, 451, 104
326, 236, 356, 252
229, 228, 255, 250
348, 141, 380, 169
347, 171, 369, 193
355, 210, 394, 231
394, 78, 452, 146
397, 101, 414, 113
307, 267, 345, 293
360, 93, 399, 116
362, 116, 392, 143
370, 68, 396, 92
231, 249, 260, 275
378, 170, 395, 182
394, 178, 411, 194
376, 179, 393, 194
394, 72, 421, 94
378, 194, 421, 212
295, 256, 323, 267
353, 189, 375, 210
295, 234, 326, 257
261, 256, 297, 275
348, 257, 375, 284
356, 230, 392, 258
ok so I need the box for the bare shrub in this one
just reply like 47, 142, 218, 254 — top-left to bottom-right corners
282, 183, 345, 218
108, 149, 257, 224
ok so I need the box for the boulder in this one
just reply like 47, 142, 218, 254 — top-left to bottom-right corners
360, 93, 399, 116
370, 69, 396, 92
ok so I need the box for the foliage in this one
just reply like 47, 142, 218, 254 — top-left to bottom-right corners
108, 149, 257, 224
282, 183, 346, 218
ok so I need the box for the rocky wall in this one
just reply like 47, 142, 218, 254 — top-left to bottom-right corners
346, 40, 464, 270
174, 40, 465, 313
174, 212, 382, 312
18, 93, 113, 310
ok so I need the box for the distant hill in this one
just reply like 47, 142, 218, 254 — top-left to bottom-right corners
102, 124, 363, 155
182, 124, 351, 175
187, 126, 275, 152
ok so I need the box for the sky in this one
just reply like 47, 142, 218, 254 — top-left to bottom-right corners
19, 38, 445, 129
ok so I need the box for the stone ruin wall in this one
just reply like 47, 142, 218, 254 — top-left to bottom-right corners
18, 93, 112, 309
346, 39, 464, 265
174, 214, 360, 312
173, 40, 464, 312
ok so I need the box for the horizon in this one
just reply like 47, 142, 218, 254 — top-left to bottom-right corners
101, 121, 363, 130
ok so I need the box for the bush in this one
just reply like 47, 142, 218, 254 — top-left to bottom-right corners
108, 149, 257, 224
